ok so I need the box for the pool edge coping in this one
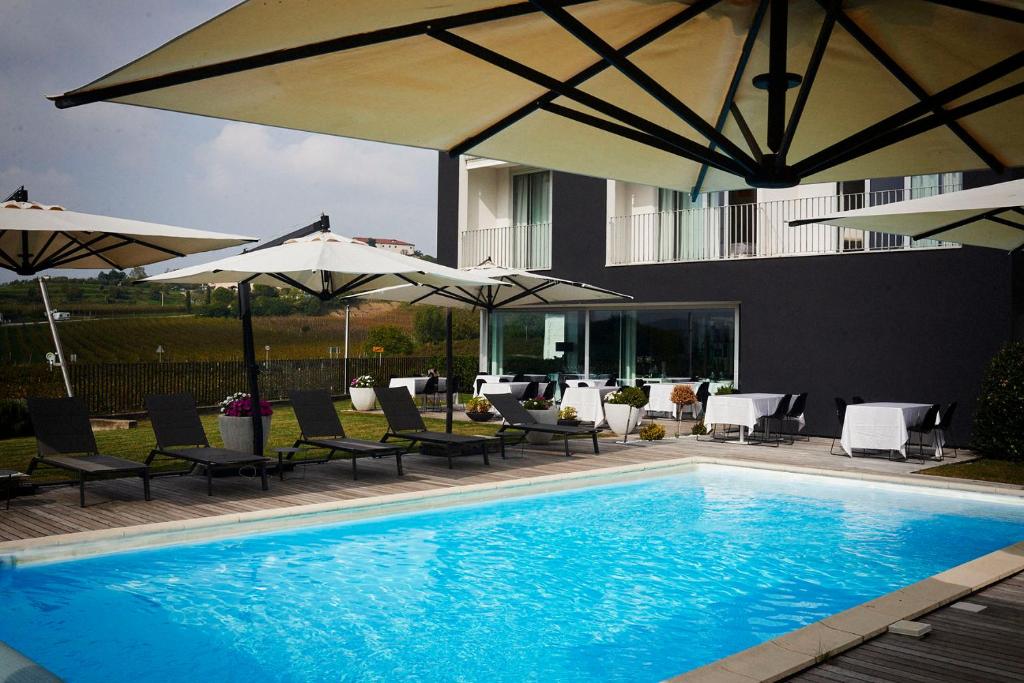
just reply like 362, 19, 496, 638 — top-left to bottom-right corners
2, 455, 1023, 566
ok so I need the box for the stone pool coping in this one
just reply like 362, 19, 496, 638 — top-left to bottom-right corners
1, 455, 1022, 566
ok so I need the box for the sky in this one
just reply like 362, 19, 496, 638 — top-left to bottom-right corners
0, 0, 438, 282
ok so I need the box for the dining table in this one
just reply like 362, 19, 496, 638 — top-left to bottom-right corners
560, 386, 618, 426
703, 393, 793, 444
389, 376, 446, 397
478, 381, 532, 399
840, 402, 943, 459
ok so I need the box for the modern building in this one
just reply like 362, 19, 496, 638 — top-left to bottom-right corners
437, 155, 1023, 444
353, 236, 416, 256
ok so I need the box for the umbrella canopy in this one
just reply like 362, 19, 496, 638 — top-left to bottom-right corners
0, 200, 257, 276
790, 178, 1024, 251
52, 1, 1024, 193
355, 258, 632, 310
143, 230, 505, 295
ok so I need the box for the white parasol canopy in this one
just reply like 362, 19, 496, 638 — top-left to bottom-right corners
52, 1, 1024, 193
355, 258, 632, 310
144, 230, 505, 296
790, 179, 1024, 252
0, 200, 257, 275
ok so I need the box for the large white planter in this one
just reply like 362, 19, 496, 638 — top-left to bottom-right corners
604, 403, 643, 436
218, 414, 271, 452
349, 387, 377, 411
525, 408, 558, 443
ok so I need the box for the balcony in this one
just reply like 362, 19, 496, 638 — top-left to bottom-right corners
458, 223, 552, 270
607, 186, 959, 266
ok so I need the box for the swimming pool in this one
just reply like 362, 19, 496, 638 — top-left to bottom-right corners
1, 464, 1022, 682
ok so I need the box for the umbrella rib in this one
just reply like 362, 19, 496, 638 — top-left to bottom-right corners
823, 1, 1004, 173
803, 80, 1024, 177
728, 104, 764, 164
776, 3, 836, 162
429, 29, 750, 175
918, 0, 1024, 23
0, 246, 21, 271
50, 233, 122, 270
447, 0, 722, 157
333, 273, 384, 298
913, 209, 1005, 240
107, 233, 187, 258
269, 272, 323, 298
691, 0, 769, 199
988, 214, 1024, 232
410, 287, 442, 305
52, 1, 592, 109
794, 52, 1024, 176
37, 231, 95, 265
28, 231, 62, 271
528, 0, 757, 170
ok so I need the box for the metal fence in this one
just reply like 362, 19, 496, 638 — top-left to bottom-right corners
43, 355, 476, 415
607, 185, 960, 266
459, 222, 552, 270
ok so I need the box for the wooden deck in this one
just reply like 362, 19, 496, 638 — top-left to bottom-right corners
0, 433, 997, 543
790, 571, 1024, 683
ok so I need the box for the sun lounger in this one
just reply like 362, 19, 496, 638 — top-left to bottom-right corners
144, 393, 269, 496
374, 387, 496, 467
485, 392, 602, 457
27, 397, 151, 507
288, 389, 405, 479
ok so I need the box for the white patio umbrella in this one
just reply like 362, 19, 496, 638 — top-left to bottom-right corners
789, 178, 1024, 252
145, 221, 506, 446
0, 191, 257, 395
52, 1, 1024, 194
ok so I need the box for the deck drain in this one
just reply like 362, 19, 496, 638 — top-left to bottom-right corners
888, 620, 932, 638
950, 601, 987, 613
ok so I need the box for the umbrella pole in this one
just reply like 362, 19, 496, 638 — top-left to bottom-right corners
445, 309, 454, 433
238, 282, 264, 455
39, 278, 73, 397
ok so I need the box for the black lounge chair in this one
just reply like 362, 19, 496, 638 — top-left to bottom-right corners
144, 393, 270, 496
374, 387, 495, 467
27, 397, 151, 507
289, 389, 405, 479
486, 392, 602, 458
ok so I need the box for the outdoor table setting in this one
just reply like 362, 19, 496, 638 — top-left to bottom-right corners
476, 374, 513, 385
644, 381, 727, 418
703, 393, 801, 444
840, 402, 943, 460
560, 386, 618, 426
389, 376, 447, 397
573, 379, 612, 389
476, 381, 532, 399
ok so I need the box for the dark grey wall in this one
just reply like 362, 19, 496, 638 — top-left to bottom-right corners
443, 155, 1018, 446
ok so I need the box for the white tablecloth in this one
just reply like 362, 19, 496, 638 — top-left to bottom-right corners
644, 382, 728, 418
561, 386, 617, 425
704, 393, 786, 431
478, 381, 532, 399
841, 402, 943, 458
572, 379, 614, 389
389, 377, 446, 396
476, 374, 513, 386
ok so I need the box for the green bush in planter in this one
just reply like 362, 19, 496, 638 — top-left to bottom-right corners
714, 383, 736, 395
972, 341, 1024, 461
604, 386, 648, 409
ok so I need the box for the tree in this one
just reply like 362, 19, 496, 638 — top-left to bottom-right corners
362, 325, 414, 356
413, 307, 446, 344
972, 341, 1024, 461
98, 269, 127, 284
127, 266, 148, 281
184, 290, 192, 313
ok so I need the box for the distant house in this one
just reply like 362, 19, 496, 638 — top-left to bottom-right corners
353, 237, 415, 256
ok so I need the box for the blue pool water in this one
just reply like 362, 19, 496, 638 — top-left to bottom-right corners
1, 465, 1022, 682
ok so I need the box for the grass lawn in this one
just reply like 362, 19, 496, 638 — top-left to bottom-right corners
0, 399, 501, 483
919, 458, 1024, 486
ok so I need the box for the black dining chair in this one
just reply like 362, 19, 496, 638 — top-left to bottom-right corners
756, 394, 792, 446
935, 402, 958, 458
421, 375, 439, 411
907, 403, 941, 462
499, 377, 511, 383
542, 381, 557, 401
475, 378, 486, 396
512, 373, 526, 382
640, 384, 651, 400
783, 392, 808, 443
605, 376, 618, 387
578, 381, 588, 388
695, 382, 711, 420
635, 378, 646, 388
558, 382, 570, 404
521, 381, 540, 401
831, 397, 848, 455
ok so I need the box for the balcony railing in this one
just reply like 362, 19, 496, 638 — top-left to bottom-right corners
459, 222, 552, 270
607, 186, 960, 266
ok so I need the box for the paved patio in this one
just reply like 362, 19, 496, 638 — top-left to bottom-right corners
0, 432, 1005, 543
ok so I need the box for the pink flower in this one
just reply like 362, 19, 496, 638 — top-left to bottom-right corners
224, 397, 273, 417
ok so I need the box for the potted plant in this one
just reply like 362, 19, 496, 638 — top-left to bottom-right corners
603, 386, 648, 436
715, 383, 736, 395
558, 405, 580, 426
218, 392, 273, 452
465, 396, 493, 422
523, 397, 557, 443
670, 384, 698, 438
349, 375, 377, 411
638, 423, 666, 441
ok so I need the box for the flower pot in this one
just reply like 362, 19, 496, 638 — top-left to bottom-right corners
466, 411, 493, 422
218, 414, 271, 452
349, 387, 377, 411
526, 408, 558, 443
604, 403, 643, 436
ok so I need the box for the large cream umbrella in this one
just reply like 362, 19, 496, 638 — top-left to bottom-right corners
145, 221, 506, 445
0, 189, 256, 395
51, 1, 1024, 193
790, 178, 1024, 251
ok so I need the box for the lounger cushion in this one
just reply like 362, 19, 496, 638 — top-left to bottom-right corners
41, 454, 147, 473
161, 447, 268, 466
506, 423, 599, 435
303, 437, 403, 455
397, 431, 486, 444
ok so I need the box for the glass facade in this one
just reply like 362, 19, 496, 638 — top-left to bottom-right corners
489, 307, 736, 382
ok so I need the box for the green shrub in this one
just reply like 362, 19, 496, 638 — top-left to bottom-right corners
362, 325, 414, 356
428, 354, 477, 395
0, 399, 32, 439
638, 422, 666, 441
605, 386, 648, 409
972, 341, 1024, 461
715, 383, 736, 395
691, 420, 708, 436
